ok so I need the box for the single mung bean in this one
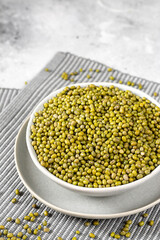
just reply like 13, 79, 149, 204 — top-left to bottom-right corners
34, 229, 38, 235
7, 217, 12, 222
27, 228, 32, 234
43, 211, 48, 216
89, 233, 95, 238
124, 224, 130, 228
30, 216, 36, 222
142, 213, 148, 218
0, 225, 5, 229
7, 233, 14, 238
120, 231, 126, 236
3, 229, 8, 235
126, 220, 132, 225
138, 221, 144, 227
24, 216, 30, 221
37, 237, 41, 240
149, 220, 154, 226
22, 235, 27, 240
125, 232, 131, 238
122, 227, 129, 232
43, 220, 47, 226
84, 222, 90, 226
93, 220, 99, 226
34, 212, 39, 217
17, 232, 23, 238
43, 228, 50, 233
38, 225, 42, 230
110, 232, 115, 237
72, 237, 77, 240
29, 212, 34, 217
76, 230, 80, 234
57, 237, 63, 240
109, 76, 114, 80
23, 224, 29, 229
11, 198, 17, 203
32, 203, 37, 208
15, 189, 20, 195
114, 234, 120, 239
15, 218, 21, 224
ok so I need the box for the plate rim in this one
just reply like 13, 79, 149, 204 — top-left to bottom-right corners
14, 118, 160, 219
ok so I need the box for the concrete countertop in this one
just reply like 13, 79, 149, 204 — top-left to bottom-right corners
0, 0, 160, 89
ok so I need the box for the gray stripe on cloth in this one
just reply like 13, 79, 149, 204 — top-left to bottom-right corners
0, 52, 160, 240
0, 88, 19, 113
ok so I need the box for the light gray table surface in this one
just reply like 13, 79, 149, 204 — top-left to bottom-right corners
0, 0, 160, 89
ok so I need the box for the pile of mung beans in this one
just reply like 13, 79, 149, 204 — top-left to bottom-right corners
30, 84, 160, 188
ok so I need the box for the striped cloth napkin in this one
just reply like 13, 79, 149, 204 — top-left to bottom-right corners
0, 52, 160, 240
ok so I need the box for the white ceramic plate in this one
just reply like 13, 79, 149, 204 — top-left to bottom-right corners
15, 119, 160, 219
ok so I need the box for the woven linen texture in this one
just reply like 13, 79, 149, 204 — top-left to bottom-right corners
0, 52, 160, 240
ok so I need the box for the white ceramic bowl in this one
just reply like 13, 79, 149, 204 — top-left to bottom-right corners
26, 82, 160, 197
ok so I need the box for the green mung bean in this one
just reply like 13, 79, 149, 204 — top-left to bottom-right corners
17, 232, 23, 238
89, 233, 95, 238
15, 218, 20, 224
15, 189, 20, 195
149, 220, 154, 226
43, 211, 48, 216
138, 221, 144, 227
11, 198, 17, 203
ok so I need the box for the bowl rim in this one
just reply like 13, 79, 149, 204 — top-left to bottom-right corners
26, 82, 160, 194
